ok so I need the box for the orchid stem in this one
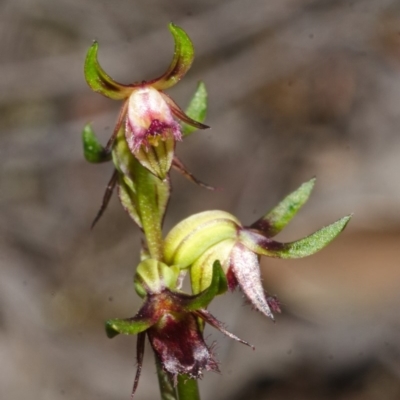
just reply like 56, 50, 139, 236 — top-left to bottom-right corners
176, 375, 201, 400
156, 359, 178, 400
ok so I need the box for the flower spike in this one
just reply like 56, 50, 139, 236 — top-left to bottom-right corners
84, 42, 133, 100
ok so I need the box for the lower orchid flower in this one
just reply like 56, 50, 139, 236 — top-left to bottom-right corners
106, 259, 252, 397
163, 178, 352, 320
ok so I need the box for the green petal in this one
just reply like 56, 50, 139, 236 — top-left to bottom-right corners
182, 81, 208, 137
151, 23, 195, 90
183, 261, 227, 311
105, 317, 154, 338
251, 178, 316, 237
242, 215, 352, 259
82, 124, 111, 163
84, 41, 132, 100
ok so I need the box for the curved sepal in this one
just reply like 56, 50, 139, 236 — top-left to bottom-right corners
151, 23, 195, 90
241, 215, 352, 259
162, 92, 209, 131
183, 261, 227, 311
251, 178, 316, 237
105, 316, 155, 338
84, 41, 132, 100
82, 124, 112, 163
182, 81, 208, 137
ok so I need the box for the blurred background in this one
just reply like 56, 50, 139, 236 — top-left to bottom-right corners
1, 0, 400, 399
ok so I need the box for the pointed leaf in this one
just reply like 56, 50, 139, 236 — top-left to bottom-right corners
84, 41, 132, 100
251, 178, 316, 237
182, 81, 208, 136
105, 316, 154, 338
82, 124, 111, 163
183, 261, 227, 311
151, 23, 195, 90
242, 215, 352, 259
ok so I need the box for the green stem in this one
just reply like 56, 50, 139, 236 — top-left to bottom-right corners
135, 164, 165, 260
176, 375, 201, 400
156, 358, 178, 400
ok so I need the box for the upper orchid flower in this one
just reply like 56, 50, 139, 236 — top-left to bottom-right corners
106, 259, 251, 397
84, 23, 208, 179
163, 178, 352, 320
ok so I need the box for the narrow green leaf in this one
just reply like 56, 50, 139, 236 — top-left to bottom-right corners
251, 178, 316, 237
105, 317, 153, 338
84, 41, 132, 100
151, 23, 194, 90
182, 82, 208, 136
184, 261, 227, 311
82, 124, 111, 163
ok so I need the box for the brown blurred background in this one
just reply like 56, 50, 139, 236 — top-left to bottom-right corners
1, 0, 400, 399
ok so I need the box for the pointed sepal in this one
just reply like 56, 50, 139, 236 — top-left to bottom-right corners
151, 23, 195, 90
251, 178, 316, 237
241, 215, 352, 259
84, 41, 132, 100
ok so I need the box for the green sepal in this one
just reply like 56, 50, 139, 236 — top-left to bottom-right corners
82, 124, 111, 163
182, 81, 208, 137
134, 259, 180, 296
118, 175, 142, 229
105, 317, 153, 338
242, 215, 352, 259
251, 178, 316, 237
151, 23, 194, 90
84, 41, 132, 100
183, 261, 227, 311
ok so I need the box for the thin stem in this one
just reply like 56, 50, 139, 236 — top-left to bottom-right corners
176, 375, 201, 400
135, 163, 164, 260
156, 358, 178, 400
